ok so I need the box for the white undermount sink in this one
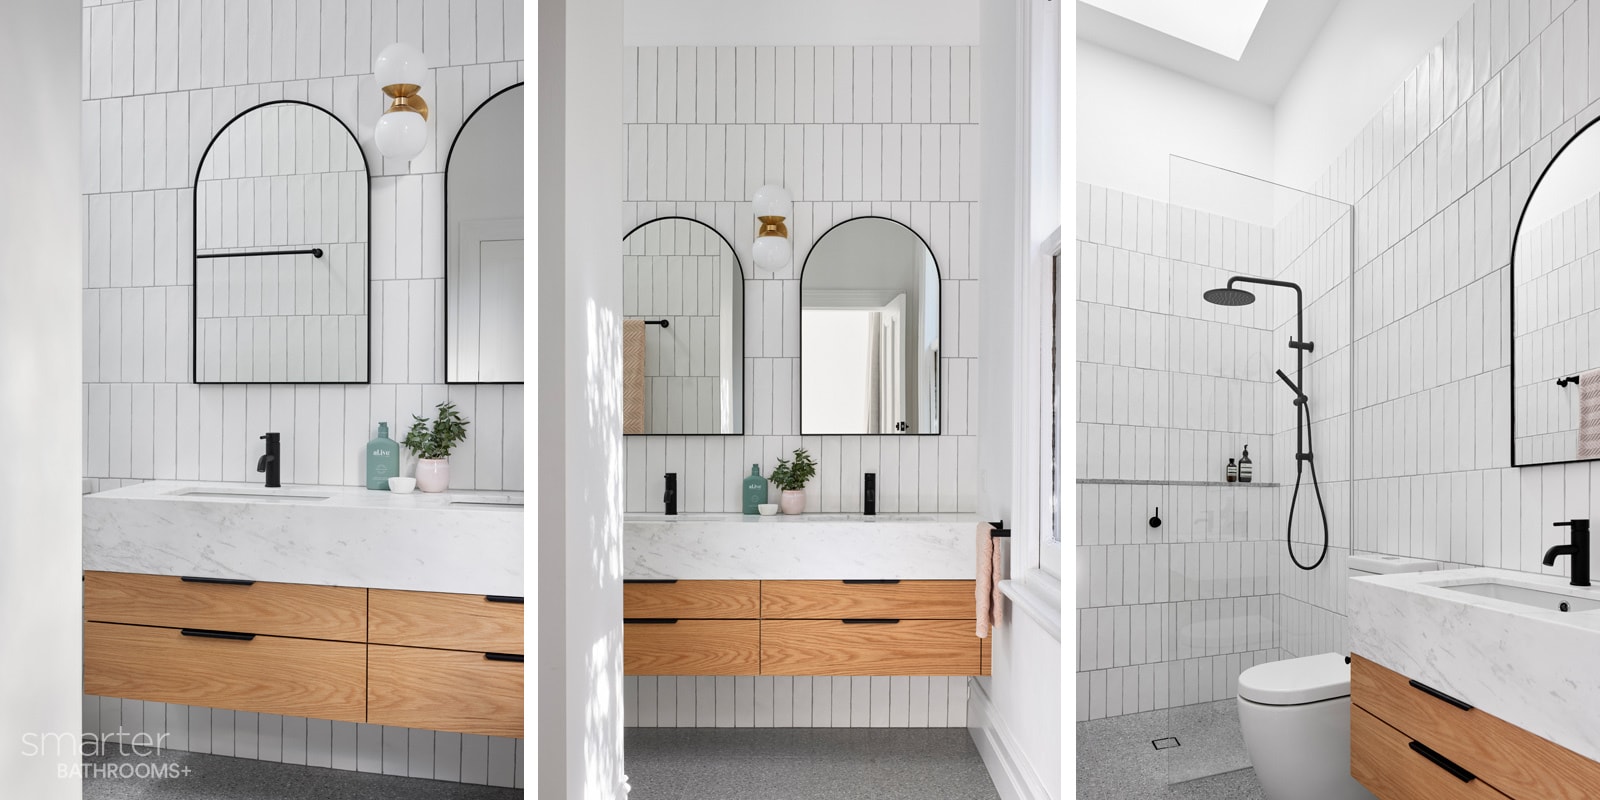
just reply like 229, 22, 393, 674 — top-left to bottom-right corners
166, 487, 330, 502
449, 494, 524, 507
1441, 579, 1600, 612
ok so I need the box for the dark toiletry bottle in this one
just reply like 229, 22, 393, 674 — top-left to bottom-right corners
864, 473, 877, 516
664, 473, 677, 516
1226, 458, 1237, 483
1239, 446, 1253, 483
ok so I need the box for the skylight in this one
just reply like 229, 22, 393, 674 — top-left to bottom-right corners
1081, 0, 1270, 61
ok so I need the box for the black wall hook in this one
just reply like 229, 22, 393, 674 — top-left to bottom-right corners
1149, 507, 1162, 528
1558, 374, 1582, 387
988, 520, 1011, 538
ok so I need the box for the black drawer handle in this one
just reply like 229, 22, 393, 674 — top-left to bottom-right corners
1408, 740, 1476, 783
842, 619, 900, 624
624, 579, 678, 584
181, 628, 256, 641
180, 576, 255, 586
484, 652, 523, 663
485, 595, 523, 604
1408, 679, 1474, 711
842, 579, 900, 584
624, 618, 679, 624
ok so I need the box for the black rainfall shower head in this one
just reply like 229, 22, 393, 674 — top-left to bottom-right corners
1203, 286, 1257, 306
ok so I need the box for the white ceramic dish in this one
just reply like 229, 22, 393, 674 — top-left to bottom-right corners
388, 477, 417, 494
757, 503, 779, 516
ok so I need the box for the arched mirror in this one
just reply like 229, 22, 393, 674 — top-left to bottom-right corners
622, 217, 745, 435
193, 101, 370, 383
1512, 117, 1600, 465
446, 83, 524, 383
800, 217, 940, 434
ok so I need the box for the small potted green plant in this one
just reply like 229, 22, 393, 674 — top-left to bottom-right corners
403, 401, 470, 493
768, 447, 817, 515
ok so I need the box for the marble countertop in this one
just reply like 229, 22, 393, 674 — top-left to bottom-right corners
1349, 567, 1600, 762
624, 512, 986, 580
84, 480, 522, 596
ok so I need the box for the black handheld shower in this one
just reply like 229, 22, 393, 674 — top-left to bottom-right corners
1204, 276, 1330, 571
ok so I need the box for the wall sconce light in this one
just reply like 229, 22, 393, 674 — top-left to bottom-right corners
751, 184, 792, 271
373, 43, 430, 161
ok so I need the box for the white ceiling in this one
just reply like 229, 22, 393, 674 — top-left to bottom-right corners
1077, 0, 1342, 105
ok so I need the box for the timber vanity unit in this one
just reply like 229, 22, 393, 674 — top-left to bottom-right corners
622, 513, 989, 678
82, 481, 524, 740
1348, 567, 1600, 799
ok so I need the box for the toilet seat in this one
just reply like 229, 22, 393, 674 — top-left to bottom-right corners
1238, 652, 1350, 705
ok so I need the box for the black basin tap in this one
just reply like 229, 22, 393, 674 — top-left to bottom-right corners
1545, 519, 1591, 587
257, 433, 281, 488
664, 473, 677, 516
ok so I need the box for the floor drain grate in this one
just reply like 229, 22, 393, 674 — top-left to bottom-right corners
1151, 737, 1181, 750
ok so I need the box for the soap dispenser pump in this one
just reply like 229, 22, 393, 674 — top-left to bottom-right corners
743, 464, 768, 515
1238, 445, 1253, 483
366, 422, 400, 490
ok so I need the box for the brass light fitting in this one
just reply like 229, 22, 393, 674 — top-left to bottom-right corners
757, 215, 788, 239
382, 84, 430, 121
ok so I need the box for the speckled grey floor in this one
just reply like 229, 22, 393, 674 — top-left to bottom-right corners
82, 751, 521, 799
1077, 699, 1265, 800
625, 728, 1001, 800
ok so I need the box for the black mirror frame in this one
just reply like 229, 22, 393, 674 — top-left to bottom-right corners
1510, 113, 1600, 466
190, 100, 372, 385
797, 215, 943, 436
620, 215, 747, 436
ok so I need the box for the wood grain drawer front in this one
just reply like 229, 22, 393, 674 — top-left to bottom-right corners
623, 620, 759, 676
368, 589, 523, 655
368, 645, 523, 738
623, 580, 760, 619
761, 619, 980, 676
83, 571, 367, 642
83, 622, 366, 723
980, 636, 991, 676
1352, 654, 1600, 800
761, 580, 976, 619
1351, 705, 1513, 800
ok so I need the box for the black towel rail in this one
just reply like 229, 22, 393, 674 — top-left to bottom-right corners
1558, 374, 1582, 387
643, 319, 670, 328
196, 248, 324, 259
989, 520, 1011, 538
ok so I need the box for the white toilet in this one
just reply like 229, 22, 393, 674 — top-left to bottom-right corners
1236, 553, 1439, 800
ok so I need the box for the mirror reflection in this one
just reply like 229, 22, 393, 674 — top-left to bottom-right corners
193, 101, 370, 383
800, 217, 940, 435
622, 217, 745, 435
446, 84, 524, 383
1512, 120, 1600, 465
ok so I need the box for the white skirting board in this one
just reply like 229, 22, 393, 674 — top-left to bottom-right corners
623, 675, 970, 727
968, 678, 1052, 800
83, 696, 523, 788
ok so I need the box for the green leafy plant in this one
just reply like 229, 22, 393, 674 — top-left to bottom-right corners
768, 448, 817, 491
402, 402, 470, 460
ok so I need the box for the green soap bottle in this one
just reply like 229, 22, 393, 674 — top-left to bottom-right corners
367, 422, 400, 490
743, 464, 768, 514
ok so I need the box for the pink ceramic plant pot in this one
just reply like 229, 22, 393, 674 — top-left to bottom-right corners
415, 458, 450, 492
779, 489, 806, 515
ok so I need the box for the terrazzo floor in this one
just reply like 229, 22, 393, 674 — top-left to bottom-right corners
81, 750, 521, 799
624, 728, 1002, 800
1077, 698, 1266, 800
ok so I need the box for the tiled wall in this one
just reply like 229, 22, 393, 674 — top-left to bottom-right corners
1074, 186, 1286, 720
620, 44, 980, 515
84, 695, 522, 788
1511, 191, 1600, 462
81, 0, 525, 783
1288, 0, 1600, 664
82, 0, 525, 493
623, 675, 970, 729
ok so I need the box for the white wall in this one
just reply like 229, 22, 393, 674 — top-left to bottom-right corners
81, 0, 525, 494
1075, 41, 1274, 206
623, 0, 978, 46
619, 43, 982, 516
0, 0, 81, 794
538, 0, 627, 796
1273, 0, 1476, 191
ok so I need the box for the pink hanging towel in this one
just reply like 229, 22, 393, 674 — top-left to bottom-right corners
976, 522, 1005, 638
